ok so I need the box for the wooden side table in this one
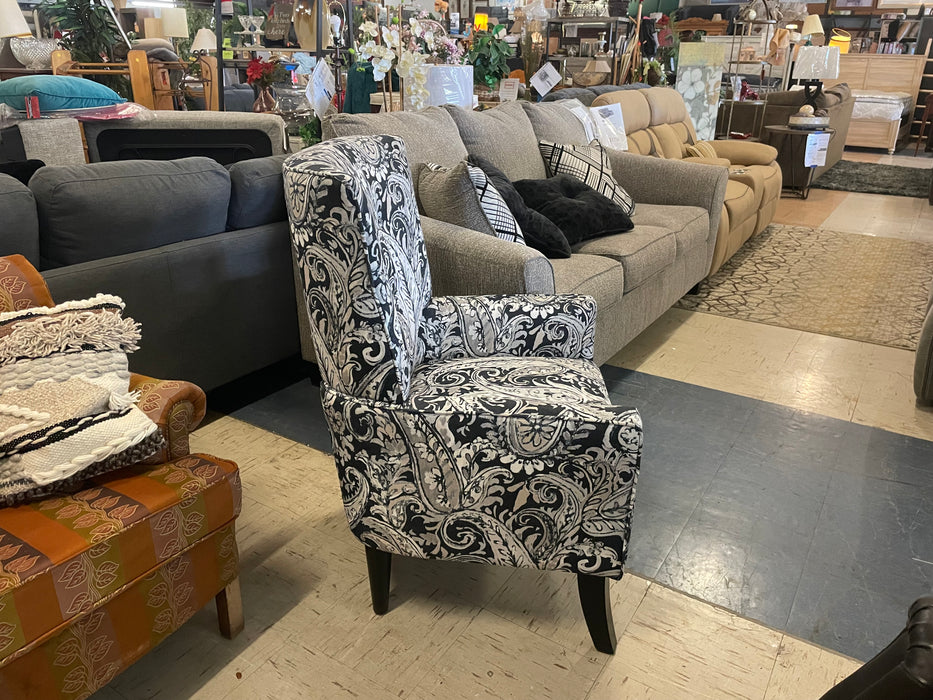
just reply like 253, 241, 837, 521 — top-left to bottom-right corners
764, 124, 836, 200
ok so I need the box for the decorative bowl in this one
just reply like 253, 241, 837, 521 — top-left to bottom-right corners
788, 115, 830, 129
10, 37, 59, 70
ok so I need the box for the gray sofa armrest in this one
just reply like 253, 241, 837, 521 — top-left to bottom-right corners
606, 150, 728, 241
421, 216, 555, 296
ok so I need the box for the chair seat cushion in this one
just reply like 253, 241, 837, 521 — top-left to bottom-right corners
409, 355, 609, 415
0, 453, 240, 666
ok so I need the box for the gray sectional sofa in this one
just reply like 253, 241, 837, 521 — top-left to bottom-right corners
0, 155, 298, 390
323, 100, 729, 364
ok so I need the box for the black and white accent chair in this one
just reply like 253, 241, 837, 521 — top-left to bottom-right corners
283, 135, 643, 653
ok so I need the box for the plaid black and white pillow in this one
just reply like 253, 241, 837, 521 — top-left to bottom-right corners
538, 141, 636, 216
424, 162, 524, 245
464, 163, 524, 244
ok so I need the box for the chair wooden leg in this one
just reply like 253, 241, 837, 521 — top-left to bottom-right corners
215, 578, 244, 639
577, 573, 617, 655
365, 546, 392, 615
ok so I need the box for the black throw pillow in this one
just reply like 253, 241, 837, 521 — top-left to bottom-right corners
0, 159, 44, 185
514, 175, 634, 246
467, 154, 571, 259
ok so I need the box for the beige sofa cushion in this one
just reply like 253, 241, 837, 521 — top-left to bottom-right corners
572, 226, 676, 293
322, 107, 467, 167
650, 123, 687, 159
549, 254, 625, 311
521, 102, 589, 145
444, 101, 547, 181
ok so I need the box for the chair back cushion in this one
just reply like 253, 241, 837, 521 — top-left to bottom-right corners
284, 136, 431, 403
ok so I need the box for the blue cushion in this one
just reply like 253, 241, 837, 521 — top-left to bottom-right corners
0, 75, 125, 112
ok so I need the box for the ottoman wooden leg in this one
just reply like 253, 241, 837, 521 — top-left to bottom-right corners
216, 578, 244, 639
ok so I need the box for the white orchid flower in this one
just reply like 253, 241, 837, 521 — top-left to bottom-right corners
381, 25, 400, 49
359, 21, 379, 38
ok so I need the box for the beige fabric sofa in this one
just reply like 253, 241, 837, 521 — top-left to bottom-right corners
591, 87, 782, 275
321, 100, 727, 364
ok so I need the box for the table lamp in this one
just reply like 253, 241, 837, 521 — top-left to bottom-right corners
801, 14, 824, 45
190, 27, 216, 54
0, 0, 30, 39
473, 13, 488, 31
795, 45, 839, 104
162, 7, 189, 45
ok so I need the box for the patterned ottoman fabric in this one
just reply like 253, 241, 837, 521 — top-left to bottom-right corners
0, 523, 238, 700
0, 453, 241, 667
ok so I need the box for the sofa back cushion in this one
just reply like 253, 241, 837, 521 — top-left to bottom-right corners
227, 154, 287, 229
590, 89, 655, 155
31, 157, 231, 269
444, 101, 548, 181
641, 87, 697, 158
0, 174, 39, 266
322, 107, 468, 168
521, 102, 589, 145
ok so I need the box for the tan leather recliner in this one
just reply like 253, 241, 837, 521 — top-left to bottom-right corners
592, 87, 782, 276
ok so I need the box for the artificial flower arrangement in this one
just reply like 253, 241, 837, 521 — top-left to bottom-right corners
245, 56, 288, 88
356, 10, 466, 111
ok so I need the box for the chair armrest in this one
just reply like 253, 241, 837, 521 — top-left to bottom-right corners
421, 216, 555, 296
683, 156, 732, 168
605, 150, 728, 242
420, 294, 597, 361
130, 374, 207, 464
708, 140, 778, 166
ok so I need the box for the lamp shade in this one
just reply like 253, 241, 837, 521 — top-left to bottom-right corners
801, 14, 824, 37
191, 27, 217, 52
584, 59, 612, 73
795, 45, 840, 80
161, 7, 189, 38
0, 0, 30, 39
473, 12, 488, 31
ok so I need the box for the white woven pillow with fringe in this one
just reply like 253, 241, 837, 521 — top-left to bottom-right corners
0, 294, 163, 505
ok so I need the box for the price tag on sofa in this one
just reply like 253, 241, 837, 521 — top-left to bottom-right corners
530, 63, 562, 97
804, 131, 831, 168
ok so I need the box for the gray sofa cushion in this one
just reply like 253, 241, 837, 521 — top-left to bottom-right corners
628, 203, 710, 254
572, 225, 677, 293
228, 154, 287, 229
32, 157, 231, 269
0, 174, 39, 265
417, 162, 497, 236
322, 107, 467, 167
42, 222, 298, 391
521, 102, 589, 145
549, 253, 625, 312
443, 101, 547, 181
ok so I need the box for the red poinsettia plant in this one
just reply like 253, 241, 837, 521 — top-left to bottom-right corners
246, 57, 288, 88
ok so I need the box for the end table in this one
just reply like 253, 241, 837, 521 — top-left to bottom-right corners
764, 124, 836, 200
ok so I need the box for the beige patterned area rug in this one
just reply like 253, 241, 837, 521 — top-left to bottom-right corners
676, 224, 933, 350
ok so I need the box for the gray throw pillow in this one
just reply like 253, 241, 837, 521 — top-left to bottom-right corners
417, 162, 497, 237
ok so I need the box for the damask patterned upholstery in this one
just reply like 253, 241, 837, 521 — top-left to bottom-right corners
285, 135, 642, 578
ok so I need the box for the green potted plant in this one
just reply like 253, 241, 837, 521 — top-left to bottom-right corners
468, 24, 512, 89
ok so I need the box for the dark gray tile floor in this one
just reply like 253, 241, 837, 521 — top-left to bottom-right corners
224, 362, 933, 662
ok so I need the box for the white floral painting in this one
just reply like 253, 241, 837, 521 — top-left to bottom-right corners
676, 43, 725, 142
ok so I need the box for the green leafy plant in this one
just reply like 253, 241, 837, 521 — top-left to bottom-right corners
299, 117, 322, 147
43, 0, 121, 62
43, 0, 130, 96
467, 24, 512, 88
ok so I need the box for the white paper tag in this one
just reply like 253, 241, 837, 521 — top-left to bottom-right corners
589, 103, 628, 151
530, 63, 562, 96
450, 13, 460, 33
307, 59, 336, 119
498, 78, 520, 101
804, 131, 831, 167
